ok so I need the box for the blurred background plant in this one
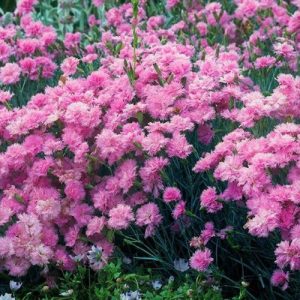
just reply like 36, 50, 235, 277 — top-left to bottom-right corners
1, 0, 16, 12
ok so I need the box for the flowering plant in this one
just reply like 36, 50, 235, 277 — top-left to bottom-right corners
0, 0, 300, 298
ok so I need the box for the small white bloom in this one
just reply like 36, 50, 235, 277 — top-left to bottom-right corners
120, 290, 141, 300
60, 289, 74, 296
0, 294, 15, 300
152, 280, 162, 290
87, 245, 107, 270
174, 258, 189, 272
123, 256, 132, 265
168, 276, 175, 284
120, 293, 131, 300
212, 285, 221, 292
130, 291, 141, 300
9, 281, 22, 292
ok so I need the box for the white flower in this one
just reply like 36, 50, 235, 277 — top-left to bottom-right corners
123, 256, 132, 265
131, 291, 142, 299
212, 285, 221, 292
0, 294, 15, 300
9, 281, 22, 292
87, 245, 107, 270
174, 258, 189, 272
60, 289, 74, 296
151, 280, 162, 290
120, 293, 131, 300
168, 276, 175, 284
120, 290, 141, 300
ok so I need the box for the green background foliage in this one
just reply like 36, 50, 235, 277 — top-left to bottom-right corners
2, 0, 16, 12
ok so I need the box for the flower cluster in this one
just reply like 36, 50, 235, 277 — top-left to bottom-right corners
194, 123, 300, 282
0, 0, 299, 292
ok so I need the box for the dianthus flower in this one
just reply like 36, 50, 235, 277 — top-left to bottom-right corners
108, 204, 134, 230
190, 248, 213, 272
0, 63, 21, 85
200, 187, 223, 213
163, 187, 181, 203
61, 57, 79, 76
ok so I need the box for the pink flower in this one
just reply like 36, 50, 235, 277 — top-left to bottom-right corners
197, 124, 214, 145
65, 180, 85, 202
166, 133, 193, 158
30, 244, 53, 265
61, 57, 79, 76
196, 22, 208, 36
200, 222, 215, 245
18, 38, 39, 55
35, 56, 57, 78
0, 207, 13, 225
86, 70, 109, 89
136, 203, 162, 227
244, 209, 278, 237
254, 56, 276, 69
221, 182, 243, 201
19, 57, 38, 79
5, 257, 31, 277
200, 187, 222, 213
136, 203, 162, 238
96, 129, 124, 164
172, 201, 186, 219
92, 0, 104, 7
108, 204, 134, 230
139, 157, 169, 197
55, 247, 76, 271
166, 0, 180, 9
0, 90, 13, 104
0, 41, 11, 63
0, 63, 21, 84
70, 204, 93, 227
275, 239, 300, 270
64, 32, 81, 50
64, 226, 80, 247
34, 197, 61, 221
106, 8, 122, 27
64, 102, 100, 129
271, 269, 289, 290
190, 248, 213, 272
127, 192, 147, 207
88, 15, 100, 27
0, 237, 14, 257
190, 222, 216, 248
16, 0, 38, 15
288, 11, 300, 33
82, 53, 98, 63
163, 187, 181, 203
142, 132, 168, 156
115, 159, 137, 194
291, 224, 300, 239
87, 216, 106, 236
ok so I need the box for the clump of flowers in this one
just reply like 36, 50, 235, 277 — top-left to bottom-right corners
194, 123, 300, 281
0, 0, 299, 295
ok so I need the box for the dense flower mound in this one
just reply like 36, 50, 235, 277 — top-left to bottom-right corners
0, 0, 299, 293
195, 123, 300, 267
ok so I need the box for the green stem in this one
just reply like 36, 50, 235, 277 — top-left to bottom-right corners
131, 0, 139, 73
